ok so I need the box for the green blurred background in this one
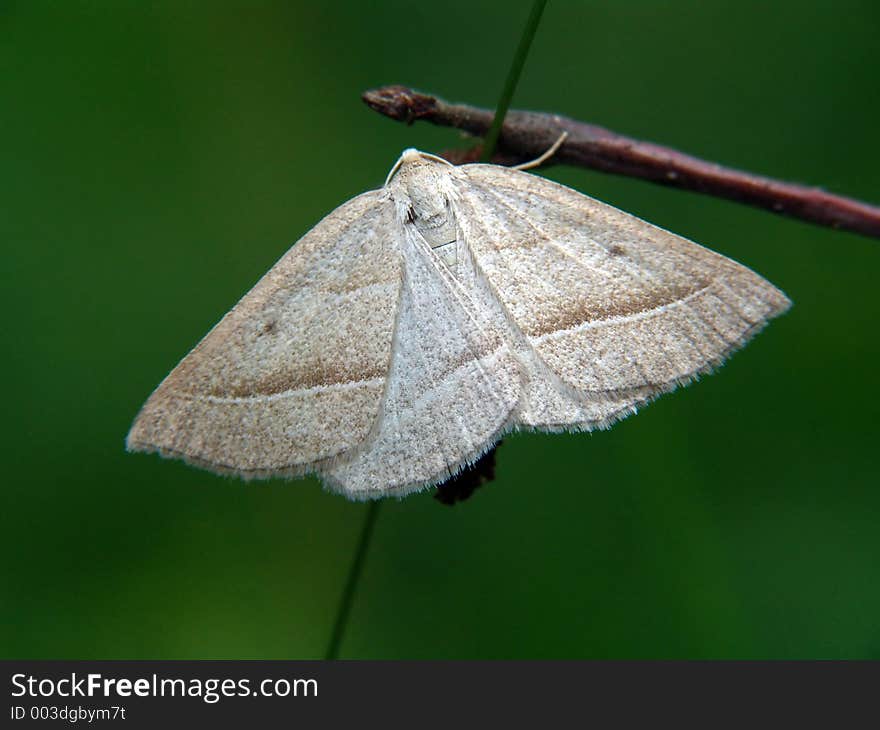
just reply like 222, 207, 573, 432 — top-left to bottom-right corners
2, 1, 878, 659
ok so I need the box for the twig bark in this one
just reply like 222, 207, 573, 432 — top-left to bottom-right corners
363, 85, 880, 240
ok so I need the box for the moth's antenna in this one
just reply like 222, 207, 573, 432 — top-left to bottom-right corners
512, 131, 568, 171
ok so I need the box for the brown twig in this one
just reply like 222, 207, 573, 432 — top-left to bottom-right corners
363, 85, 880, 240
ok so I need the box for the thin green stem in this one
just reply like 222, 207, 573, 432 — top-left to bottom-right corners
324, 500, 381, 660
481, 0, 549, 162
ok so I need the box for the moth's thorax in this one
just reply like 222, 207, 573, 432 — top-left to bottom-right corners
387, 151, 460, 267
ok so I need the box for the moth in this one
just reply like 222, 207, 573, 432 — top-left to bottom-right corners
127, 149, 790, 499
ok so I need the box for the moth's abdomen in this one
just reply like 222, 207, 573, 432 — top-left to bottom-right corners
414, 205, 459, 270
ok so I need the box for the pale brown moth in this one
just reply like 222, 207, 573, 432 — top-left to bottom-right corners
127, 149, 790, 499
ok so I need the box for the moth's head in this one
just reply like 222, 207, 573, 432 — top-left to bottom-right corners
385, 149, 459, 233
384, 149, 453, 187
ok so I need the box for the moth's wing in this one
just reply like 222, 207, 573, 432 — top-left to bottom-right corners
453, 164, 791, 429
126, 190, 403, 478
321, 223, 521, 498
